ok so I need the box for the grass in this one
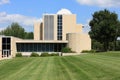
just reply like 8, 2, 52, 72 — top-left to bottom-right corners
0, 52, 120, 80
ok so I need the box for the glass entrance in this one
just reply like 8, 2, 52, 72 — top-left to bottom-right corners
2, 37, 11, 58
2, 50, 10, 58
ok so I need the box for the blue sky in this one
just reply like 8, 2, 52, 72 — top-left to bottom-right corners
0, 0, 120, 33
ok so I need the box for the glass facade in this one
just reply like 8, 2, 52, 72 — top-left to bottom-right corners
57, 15, 62, 40
2, 37, 11, 57
16, 43, 66, 52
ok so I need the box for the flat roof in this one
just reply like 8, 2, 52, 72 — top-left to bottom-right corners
16, 40, 68, 43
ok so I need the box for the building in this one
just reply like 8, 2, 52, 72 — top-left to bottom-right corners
0, 9, 91, 59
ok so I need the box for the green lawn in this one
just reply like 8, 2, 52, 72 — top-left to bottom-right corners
0, 52, 120, 80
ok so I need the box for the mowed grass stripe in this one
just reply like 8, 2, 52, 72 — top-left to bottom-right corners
39, 57, 73, 80
66, 56, 110, 80
54, 57, 71, 80
66, 56, 115, 80
0, 59, 13, 66
61, 57, 93, 80
90, 54, 120, 61
0, 58, 34, 80
44, 56, 71, 80
58, 57, 74, 80
77, 54, 120, 71
0, 53, 120, 80
19, 57, 49, 80
1, 58, 41, 80
95, 52, 120, 57
50, 57, 73, 80
16, 58, 43, 80
39, 57, 55, 80
87, 54, 120, 68
72, 55, 120, 80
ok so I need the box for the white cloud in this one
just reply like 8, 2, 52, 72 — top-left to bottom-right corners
76, 0, 120, 7
0, 12, 41, 26
0, 0, 10, 5
0, 12, 41, 31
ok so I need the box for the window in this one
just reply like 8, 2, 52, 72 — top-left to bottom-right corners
57, 15, 62, 40
2, 38, 11, 50
16, 43, 67, 52
2, 37, 11, 56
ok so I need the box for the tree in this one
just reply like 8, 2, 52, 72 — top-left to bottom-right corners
92, 39, 104, 51
0, 22, 25, 38
0, 22, 33, 39
24, 32, 33, 39
89, 9, 119, 51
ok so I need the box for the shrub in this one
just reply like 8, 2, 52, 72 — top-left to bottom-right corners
81, 50, 96, 53
41, 53, 59, 57
51, 53, 59, 56
61, 47, 72, 53
41, 52, 50, 57
30, 52, 39, 57
16, 53, 22, 57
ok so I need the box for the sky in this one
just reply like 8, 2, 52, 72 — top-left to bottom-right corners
0, 0, 120, 33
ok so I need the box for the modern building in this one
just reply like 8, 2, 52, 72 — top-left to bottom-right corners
0, 9, 91, 59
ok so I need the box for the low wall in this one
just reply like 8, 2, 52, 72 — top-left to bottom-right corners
21, 52, 62, 57
62, 53, 82, 56
20, 52, 84, 57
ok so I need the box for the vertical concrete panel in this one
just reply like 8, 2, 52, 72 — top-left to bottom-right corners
34, 22, 40, 40
62, 14, 77, 40
54, 15, 57, 40
11, 37, 22, 57
44, 15, 54, 40
76, 24, 82, 33
79, 34, 91, 52
11, 37, 16, 57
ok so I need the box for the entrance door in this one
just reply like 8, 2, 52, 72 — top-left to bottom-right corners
2, 50, 10, 58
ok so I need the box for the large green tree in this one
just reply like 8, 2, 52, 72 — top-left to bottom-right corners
0, 22, 33, 39
89, 9, 120, 51
24, 32, 33, 39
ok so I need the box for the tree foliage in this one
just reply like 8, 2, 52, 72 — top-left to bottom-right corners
24, 32, 33, 39
0, 22, 33, 39
89, 9, 120, 51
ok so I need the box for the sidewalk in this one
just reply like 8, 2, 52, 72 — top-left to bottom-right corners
62, 53, 87, 56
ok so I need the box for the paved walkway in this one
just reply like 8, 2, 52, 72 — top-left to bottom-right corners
62, 53, 88, 56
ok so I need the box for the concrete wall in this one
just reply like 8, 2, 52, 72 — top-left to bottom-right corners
62, 15, 83, 40
67, 33, 91, 53
76, 24, 82, 33
11, 37, 15, 57
34, 22, 41, 40
54, 15, 57, 40
11, 37, 21, 57
34, 14, 83, 41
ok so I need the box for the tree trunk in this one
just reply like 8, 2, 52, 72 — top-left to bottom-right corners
103, 41, 109, 52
